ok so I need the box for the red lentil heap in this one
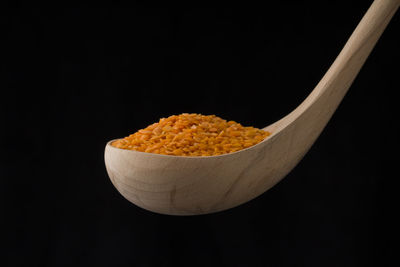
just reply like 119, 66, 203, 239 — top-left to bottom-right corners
112, 113, 270, 156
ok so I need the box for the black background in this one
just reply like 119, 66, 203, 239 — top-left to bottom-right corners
1, 2, 399, 266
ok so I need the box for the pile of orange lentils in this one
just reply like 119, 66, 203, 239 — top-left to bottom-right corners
112, 113, 270, 156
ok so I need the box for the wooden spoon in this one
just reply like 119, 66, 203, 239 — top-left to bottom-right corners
105, 0, 399, 215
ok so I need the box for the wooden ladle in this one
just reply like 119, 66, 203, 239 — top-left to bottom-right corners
105, 0, 399, 215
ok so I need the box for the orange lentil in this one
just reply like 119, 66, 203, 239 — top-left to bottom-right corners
112, 113, 271, 156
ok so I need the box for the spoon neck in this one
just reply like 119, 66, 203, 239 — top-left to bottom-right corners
268, 0, 399, 134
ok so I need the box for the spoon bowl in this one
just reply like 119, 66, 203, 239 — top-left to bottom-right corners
105, 128, 290, 215
105, 0, 399, 215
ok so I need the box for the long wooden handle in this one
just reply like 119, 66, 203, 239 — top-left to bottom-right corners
272, 0, 399, 131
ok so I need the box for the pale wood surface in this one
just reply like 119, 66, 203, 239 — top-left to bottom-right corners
105, 0, 399, 215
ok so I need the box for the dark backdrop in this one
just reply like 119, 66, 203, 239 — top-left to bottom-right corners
1, 2, 399, 267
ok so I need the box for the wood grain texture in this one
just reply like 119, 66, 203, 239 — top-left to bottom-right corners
105, 0, 399, 215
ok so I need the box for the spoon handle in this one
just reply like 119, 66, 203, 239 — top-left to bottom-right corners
270, 0, 399, 132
